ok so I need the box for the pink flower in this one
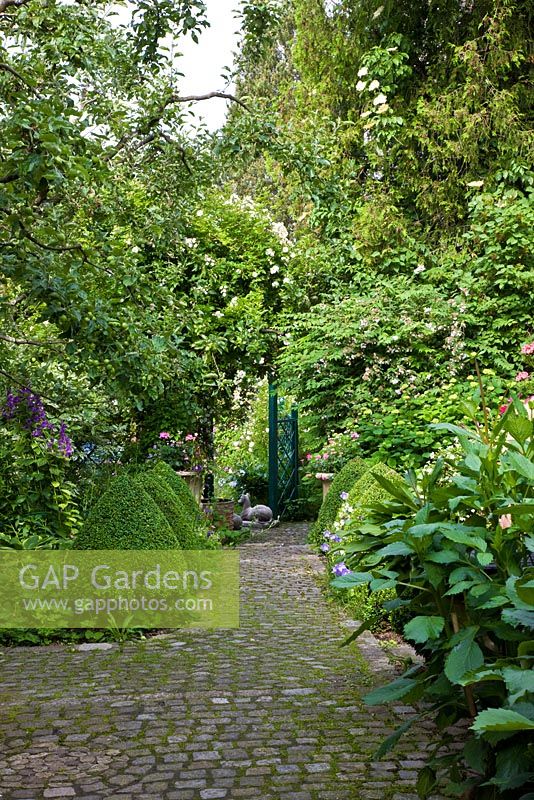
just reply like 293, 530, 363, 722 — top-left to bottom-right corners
499, 400, 511, 415
521, 342, 534, 355
515, 371, 530, 382
323, 453, 329, 459
159, 432, 171, 439
185, 434, 195, 441
306, 453, 312, 461
499, 514, 512, 529
350, 432, 360, 440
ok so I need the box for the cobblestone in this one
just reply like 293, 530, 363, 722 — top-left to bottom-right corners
0, 522, 445, 798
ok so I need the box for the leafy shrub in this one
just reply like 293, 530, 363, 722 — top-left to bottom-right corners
326, 462, 404, 631
331, 399, 534, 798
308, 456, 368, 547
134, 472, 214, 550
74, 475, 176, 550
151, 461, 207, 529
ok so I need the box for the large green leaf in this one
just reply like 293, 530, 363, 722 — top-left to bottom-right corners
502, 609, 534, 630
375, 717, 418, 758
504, 414, 533, 446
505, 451, 534, 482
363, 677, 418, 705
371, 472, 418, 509
445, 637, 484, 684
331, 571, 372, 589
425, 549, 461, 564
374, 541, 413, 557
416, 766, 437, 799
472, 708, 534, 732
404, 615, 445, 644
502, 666, 534, 704
489, 743, 534, 790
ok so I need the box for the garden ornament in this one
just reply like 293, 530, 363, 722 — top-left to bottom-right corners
238, 493, 273, 523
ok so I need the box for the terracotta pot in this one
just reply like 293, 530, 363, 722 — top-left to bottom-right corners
201, 499, 235, 529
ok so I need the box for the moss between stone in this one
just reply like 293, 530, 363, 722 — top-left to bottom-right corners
308, 457, 368, 548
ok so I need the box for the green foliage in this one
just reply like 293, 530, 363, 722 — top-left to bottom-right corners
151, 461, 207, 530
74, 475, 177, 551
134, 472, 214, 550
309, 457, 368, 547
0, 420, 81, 545
331, 400, 534, 797
346, 462, 404, 514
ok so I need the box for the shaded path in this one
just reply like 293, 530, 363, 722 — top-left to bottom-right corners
0, 524, 440, 800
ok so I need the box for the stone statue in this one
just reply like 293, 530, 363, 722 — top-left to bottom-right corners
238, 493, 273, 524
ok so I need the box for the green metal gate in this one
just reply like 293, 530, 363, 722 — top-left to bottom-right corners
268, 384, 299, 519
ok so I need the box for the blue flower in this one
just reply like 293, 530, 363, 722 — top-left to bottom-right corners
332, 562, 351, 577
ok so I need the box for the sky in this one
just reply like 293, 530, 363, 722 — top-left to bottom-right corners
176, 0, 243, 131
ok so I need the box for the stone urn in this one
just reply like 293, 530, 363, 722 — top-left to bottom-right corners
315, 472, 335, 500
176, 470, 203, 505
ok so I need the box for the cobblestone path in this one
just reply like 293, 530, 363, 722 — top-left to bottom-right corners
0, 524, 441, 800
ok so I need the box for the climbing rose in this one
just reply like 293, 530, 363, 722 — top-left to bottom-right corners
159, 432, 171, 439
499, 514, 512, 529
332, 562, 351, 577
515, 371, 530, 381
521, 342, 534, 355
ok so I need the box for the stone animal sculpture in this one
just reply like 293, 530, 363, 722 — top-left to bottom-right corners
232, 513, 243, 530
238, 493, 273, 524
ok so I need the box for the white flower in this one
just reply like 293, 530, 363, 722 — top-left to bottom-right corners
360, 110, 372, 119
373, 93, 388, 106
356, 80, 367, 92
467, 180, 484, 188
414, 264, 426, 275
265, 247, 275, 258
373, 5, 384, 18
213, 310, 223, 318
270, 265, 279, 274
131, 245, 140, 254
368, 79, 380, 91
376, 103, 389, 113
357, 66, 368, 77
196, 209, 204, 217
184, 237, 197, 248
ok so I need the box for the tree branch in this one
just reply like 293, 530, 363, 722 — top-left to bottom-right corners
0, 171, 18, 183
0, 368, 60, 408
106, 91, 248, 162
168, 91, 249, 110
0, 62, 35, 90
11, 217, 114, 276
0, 333, 63, 347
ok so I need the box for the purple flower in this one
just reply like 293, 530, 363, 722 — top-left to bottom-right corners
332, 535, 342, 543
320, 543, 330, 553
340, 491, 349, 500
332, 562, 351, 577
323, 530, 332, 539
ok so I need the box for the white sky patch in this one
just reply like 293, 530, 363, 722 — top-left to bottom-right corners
111, 0, 241, 131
